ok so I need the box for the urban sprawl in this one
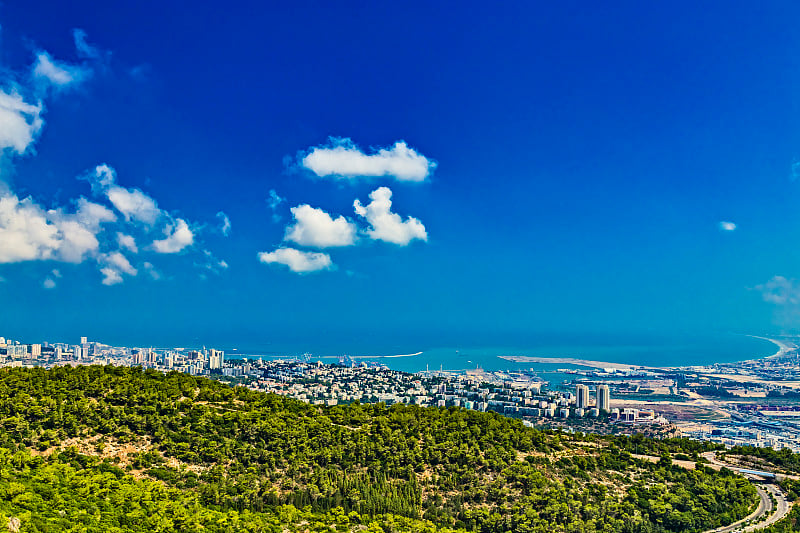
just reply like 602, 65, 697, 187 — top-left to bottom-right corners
2, 335, 800, 453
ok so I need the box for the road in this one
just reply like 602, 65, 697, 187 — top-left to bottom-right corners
700, 452, 793, 532
705, 483, 770, 533
745, 484, 791, 531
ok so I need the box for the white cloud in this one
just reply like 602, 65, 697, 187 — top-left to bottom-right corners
51, 219, 97, 262
353, 187, 427, 245
0, 195, 60, 263
43, 277, 56, 289
74, 198, 116, 229
300, 138, 435, 182
32, 52, 90, 89
0, 159, 212, 282
284, 204, 356, 248
142, 261, 161, 280
719, 221, 737, 232
107, 186, 161, 226
0, 90, 43, 155
216, 211, 231, 236
85, 163, 116, 192
97, 251, 136, 286
100, 267, 123, 286
0, 32, 225, 286
755, 276, 800, 305
116, 232, 138, 253
102, 251, 137, 275
0, 193, 120, 265
152, 218, 194, 253
46, 198, 116, 263
83, 164, 162, 226
258, 247, 332, 273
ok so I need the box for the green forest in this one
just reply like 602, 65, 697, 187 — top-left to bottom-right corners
0, 366, 767, 532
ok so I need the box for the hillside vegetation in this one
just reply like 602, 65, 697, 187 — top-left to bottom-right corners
0, 366, 759, 532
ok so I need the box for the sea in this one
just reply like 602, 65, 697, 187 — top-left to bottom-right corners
224, 333, 778, 386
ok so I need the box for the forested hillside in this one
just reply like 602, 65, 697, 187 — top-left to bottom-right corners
0, 366, 760, 532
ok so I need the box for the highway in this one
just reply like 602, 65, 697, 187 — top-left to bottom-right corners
700, 452, 793, 532
706, 483, 771, 533
745, 484, 790, 531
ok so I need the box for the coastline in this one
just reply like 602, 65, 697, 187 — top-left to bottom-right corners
745, 335, 794, 359
232, 335, 785, 374
351, 351, 423, 359
498, 335, 789, 372
497, 355, 659, 371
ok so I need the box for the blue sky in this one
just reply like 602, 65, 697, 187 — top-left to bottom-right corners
2, 2, 800, 351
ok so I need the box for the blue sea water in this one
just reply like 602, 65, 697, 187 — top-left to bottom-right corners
228, 334, 777, 383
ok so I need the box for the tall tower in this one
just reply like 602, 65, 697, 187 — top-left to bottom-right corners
576, 384, 589, 409
597, 384, 610, 413
209, 349, 224, 370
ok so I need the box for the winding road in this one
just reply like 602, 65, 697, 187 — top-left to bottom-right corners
700, 452, 793, 532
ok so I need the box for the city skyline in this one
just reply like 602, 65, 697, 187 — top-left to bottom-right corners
2, 3, 800, 351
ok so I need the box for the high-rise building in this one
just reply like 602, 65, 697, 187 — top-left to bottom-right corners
27, 344, 41, 357
597, 384, 610, 413
576, 384, 589, 409
209, 349, 224, 370
80, 336, 88, 344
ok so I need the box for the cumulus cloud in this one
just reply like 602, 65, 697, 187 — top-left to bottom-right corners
152, 218, 194, 253
32, 52, 90, 89
353, 187, 427, 245
103, 251, 137, 275
97, 251, 136, 286
258, 247, 332, 273
0, 195, 59, 263
42, 277, 56, 289
73, 198, 116, 229
116, 232, 137, 253
49, 219, 98, 262
284, 204, 357, 248
300, 138, 435, 182
0, 30, 224, 286
0, 160, 211, 282
0, 90, 43, 156
100, 267, 123, 286
83, 164, 162, 226
719, 221, 737, 232
107, 186, 161, 226
216, 211, 231, 236
0, 193, 123, 264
